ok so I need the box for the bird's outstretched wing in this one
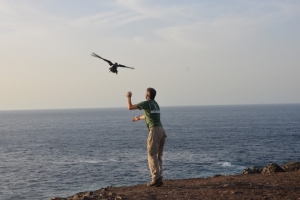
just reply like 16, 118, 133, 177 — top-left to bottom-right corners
91, 52, 113, 66
118, 64, 134, 69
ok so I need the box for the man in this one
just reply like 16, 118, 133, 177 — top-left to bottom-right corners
126, 88, 167, 187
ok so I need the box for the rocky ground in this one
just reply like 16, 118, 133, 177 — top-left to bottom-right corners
51, 162, 300, 200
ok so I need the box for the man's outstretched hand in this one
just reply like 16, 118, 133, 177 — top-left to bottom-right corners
132, 116, 140, 122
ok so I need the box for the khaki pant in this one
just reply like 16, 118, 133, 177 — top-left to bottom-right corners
147, 126, 166, 181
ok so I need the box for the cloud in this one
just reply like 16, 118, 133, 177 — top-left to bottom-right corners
65, 0, 300, 47
0, 1, 68, 38
113, 0, 175, 19
1, 0, 300, 110
148, 1, 300, 47
0, 2, 17, 16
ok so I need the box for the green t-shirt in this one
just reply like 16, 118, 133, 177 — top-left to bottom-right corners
137, 100, 162, 130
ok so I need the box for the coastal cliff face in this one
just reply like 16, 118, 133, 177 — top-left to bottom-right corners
51, 162, 300, 200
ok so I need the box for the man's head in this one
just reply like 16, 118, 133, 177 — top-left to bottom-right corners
146, 87, 156, 100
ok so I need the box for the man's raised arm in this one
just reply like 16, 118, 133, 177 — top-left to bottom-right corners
126, 91, 138, 110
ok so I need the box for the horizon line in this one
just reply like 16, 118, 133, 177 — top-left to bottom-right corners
1, 103, 300, 112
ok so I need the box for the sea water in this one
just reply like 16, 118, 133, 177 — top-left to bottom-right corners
0, 104, 299, 200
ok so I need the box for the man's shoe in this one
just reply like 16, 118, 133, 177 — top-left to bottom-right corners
147, 177, 163, 187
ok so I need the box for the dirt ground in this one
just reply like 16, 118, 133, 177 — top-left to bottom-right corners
52, 171, 300, 200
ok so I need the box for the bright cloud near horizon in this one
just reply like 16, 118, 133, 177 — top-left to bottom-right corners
1, 0, 300, 110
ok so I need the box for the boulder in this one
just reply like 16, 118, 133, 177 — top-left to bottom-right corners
262, 163, 285, 174
281, 162, 300, 172
242, 167, 262, 174
213, 174, 222, 177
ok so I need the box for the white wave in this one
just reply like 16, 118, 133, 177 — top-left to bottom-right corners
222, 162, 232, 167
216, 162, 246, 170
216, 162, 232, 167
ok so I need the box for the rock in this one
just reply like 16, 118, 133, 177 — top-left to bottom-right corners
84, 191, 93, 197
281, 162, 300, 171
115, 195, 122, 200
108, 191, 114, 196
242, 167, 262, 174
262, 163, 285, 174
72, 194, 79, 200
231, 190, 243, 195
213, 174, 222, 177
71, 192, 91, 200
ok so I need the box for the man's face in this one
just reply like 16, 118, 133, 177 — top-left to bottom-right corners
145, 92, 149, 100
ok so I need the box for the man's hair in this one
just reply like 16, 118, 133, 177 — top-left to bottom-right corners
147, 87, 156, 100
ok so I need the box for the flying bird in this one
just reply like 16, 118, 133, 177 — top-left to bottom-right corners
91, 52, 134, 75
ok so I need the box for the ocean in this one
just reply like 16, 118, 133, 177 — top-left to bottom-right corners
0, 104, 299, 200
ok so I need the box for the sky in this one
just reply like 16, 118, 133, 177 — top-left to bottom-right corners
1, 0, 300, 110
